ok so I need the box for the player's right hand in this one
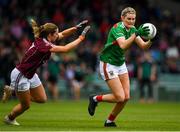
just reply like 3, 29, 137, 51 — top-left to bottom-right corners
81, 26, 91, 37
135, 25, 150, 37
76, 20, 88, 29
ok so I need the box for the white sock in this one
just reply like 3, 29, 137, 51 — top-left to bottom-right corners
106, 119, 113, 123
93, 96, 98, 102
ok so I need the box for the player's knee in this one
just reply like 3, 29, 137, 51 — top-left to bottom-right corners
115, 94, 125, 102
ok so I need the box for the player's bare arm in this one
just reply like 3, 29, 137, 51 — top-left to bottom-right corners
58, 20, 88, 39
50, 37, 83, 52
58, 27, 77, 39
135, 36, 152, 50
116, 34, 136, 50
51, 26, 90, 53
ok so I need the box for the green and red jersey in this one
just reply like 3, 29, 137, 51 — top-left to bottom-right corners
100, 22, 136, 66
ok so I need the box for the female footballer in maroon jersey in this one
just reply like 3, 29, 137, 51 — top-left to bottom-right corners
2, 19, 90, 125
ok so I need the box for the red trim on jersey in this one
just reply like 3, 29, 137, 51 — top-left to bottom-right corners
112, 40, 118, 46
113, 23, 118, 28
103, 62, 109, 80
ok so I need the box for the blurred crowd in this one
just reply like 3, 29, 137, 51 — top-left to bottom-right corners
0, 0, 180, 99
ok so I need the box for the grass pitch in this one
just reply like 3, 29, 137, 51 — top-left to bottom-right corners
0, 100, 180, 131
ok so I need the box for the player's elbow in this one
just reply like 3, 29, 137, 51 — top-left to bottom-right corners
115, 94, 125, 102
118, 41, 130, 50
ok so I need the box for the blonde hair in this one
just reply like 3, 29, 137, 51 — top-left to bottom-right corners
121, 7, 136, 17
31, 19, 58, 38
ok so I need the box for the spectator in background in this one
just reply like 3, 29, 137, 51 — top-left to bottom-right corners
71, 62, 86, 100
65, 63, 75, 98
47, 54, 61, 100
0, 43, 18, 86
166, 42, 179, 73
137, 51, 157, 103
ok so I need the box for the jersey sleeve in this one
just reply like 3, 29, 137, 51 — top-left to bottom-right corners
39, 43, 54, 52
111, 26, 125, 40
35, 38, 54, 52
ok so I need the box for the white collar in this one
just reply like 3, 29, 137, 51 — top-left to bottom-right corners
122, 22, 130, 31
121, 22, 125, 28
43, 38, 53, 45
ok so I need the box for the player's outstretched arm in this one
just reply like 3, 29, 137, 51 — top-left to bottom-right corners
50, 26, 90, 53
58, 20, 88, 39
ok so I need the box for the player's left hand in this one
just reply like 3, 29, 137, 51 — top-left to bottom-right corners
76, 20, 88, 29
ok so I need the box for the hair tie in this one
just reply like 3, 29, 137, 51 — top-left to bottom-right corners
40, 25, 44, 32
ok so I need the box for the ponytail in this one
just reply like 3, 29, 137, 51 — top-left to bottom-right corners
31, 19, 58, 39
31, 19, 40, 38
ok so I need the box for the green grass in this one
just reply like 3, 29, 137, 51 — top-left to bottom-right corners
0, 100, 180, 131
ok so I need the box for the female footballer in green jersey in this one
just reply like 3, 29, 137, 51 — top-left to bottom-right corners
88, 7, 151, 127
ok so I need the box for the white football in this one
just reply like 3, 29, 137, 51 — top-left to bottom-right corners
141, 23, 157, 40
